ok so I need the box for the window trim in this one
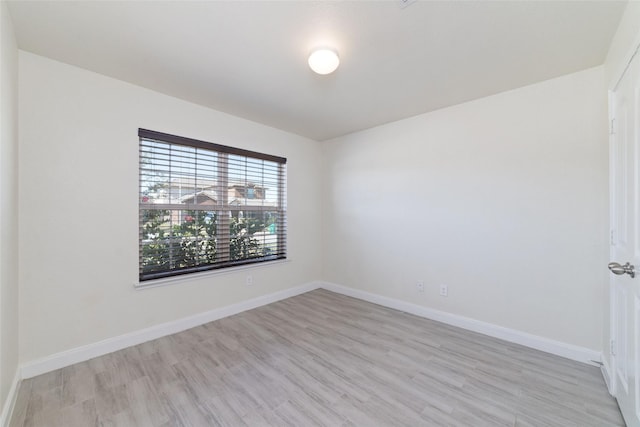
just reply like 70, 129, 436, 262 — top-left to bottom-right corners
135, 259, 290, 290
138, 129, 287, 282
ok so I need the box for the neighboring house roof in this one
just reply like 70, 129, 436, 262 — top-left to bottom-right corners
177, 191, 217, 204
168, 177, 269, 191
175, 191, 276, 208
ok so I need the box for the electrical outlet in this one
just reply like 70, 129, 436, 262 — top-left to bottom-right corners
439, 284, 448, 297
416, 281, 425, 293
246, 275, 253, 286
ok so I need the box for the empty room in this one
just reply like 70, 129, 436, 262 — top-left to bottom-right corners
1, 0, 640, 426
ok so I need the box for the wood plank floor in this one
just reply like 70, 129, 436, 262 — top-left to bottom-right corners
10, 289, 624, 426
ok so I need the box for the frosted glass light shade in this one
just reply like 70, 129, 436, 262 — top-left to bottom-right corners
308, 48, 340, 75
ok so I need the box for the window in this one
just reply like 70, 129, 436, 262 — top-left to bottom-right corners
138, 129, 286, 282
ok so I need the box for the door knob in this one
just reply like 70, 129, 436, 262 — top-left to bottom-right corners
608, 262, 636, 278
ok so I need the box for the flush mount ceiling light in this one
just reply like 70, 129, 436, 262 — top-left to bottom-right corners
308, 47, 340, 75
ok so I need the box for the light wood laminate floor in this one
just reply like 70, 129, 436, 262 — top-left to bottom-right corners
10, 289, 623, 426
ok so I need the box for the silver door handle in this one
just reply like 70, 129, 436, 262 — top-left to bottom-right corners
608, 262, 636, 278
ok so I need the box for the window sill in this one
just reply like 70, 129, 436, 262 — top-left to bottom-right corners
134, 259, 290, 290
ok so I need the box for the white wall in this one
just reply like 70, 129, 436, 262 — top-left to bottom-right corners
18, 52, 323, 363
322, 66, 608, 351
0, 0, 20, 415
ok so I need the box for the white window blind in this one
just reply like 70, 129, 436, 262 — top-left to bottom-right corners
138, 129, 286, 282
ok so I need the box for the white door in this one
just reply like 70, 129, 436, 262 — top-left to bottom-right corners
610, 48, 640, 427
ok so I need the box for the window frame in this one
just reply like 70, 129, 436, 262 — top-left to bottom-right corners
138, 128, 287, 282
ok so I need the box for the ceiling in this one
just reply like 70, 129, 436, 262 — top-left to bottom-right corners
7, 0, 627, 141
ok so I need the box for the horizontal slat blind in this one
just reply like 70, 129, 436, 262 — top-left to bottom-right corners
139, 129, 287, 281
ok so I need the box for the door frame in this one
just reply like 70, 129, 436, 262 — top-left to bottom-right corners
607, 87, 617, 396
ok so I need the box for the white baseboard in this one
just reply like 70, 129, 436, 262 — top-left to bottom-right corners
320, 281, 601, 366
20, 281, 320, 379
1, 370, 21, 427
19, 279, 602, 380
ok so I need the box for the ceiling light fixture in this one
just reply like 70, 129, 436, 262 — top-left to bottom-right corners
308, 47, 340, 75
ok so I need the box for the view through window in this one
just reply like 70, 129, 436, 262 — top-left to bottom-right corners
138, 129, 287, 282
